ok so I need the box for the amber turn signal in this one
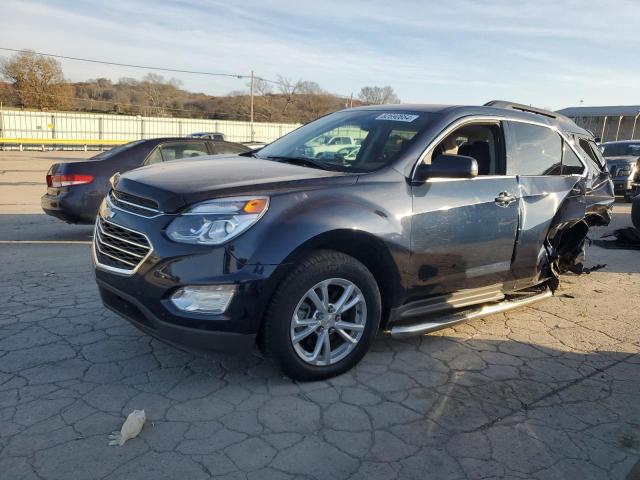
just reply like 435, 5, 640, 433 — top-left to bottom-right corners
243, 198, 268, 213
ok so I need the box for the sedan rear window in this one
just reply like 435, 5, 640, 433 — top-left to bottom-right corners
92, 140, 144, 160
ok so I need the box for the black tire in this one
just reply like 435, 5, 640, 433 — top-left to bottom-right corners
632, 195, 640, 230
260, 250, 381, 381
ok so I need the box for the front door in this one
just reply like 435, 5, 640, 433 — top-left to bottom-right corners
410, 120, 519, 296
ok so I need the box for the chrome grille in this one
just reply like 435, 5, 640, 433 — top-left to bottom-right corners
109, 190, 161, 218
94, 217, 152, 273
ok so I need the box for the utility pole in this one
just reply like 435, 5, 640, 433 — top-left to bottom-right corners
249, 70, 255, 142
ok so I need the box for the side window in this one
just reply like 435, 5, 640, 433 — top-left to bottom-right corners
578, 138, 607, 171
429, 122, 503, 175
144, 148, 163, 165
561, 142, 585, 175
160, 142, 209, 161
505, 122, 562, 176
212, 142, 248, 154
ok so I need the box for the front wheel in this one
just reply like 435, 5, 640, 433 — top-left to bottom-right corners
260, 250, 381, 381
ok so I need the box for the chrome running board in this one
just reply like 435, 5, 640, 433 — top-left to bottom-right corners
388, 288, 552, 338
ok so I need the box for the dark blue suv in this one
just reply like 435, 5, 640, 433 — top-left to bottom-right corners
93, 101, 614, 380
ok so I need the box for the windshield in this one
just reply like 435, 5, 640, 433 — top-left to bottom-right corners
92, 140, 144, 160
256, 110, 438, 172
601, 142, 640, 157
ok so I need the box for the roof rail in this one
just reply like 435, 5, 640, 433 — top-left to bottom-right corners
484, 100, 558, 119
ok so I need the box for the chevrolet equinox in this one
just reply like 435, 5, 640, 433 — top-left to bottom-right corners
93, 101, 614, 380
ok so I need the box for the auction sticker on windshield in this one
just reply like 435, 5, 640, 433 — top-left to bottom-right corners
375, 113, 420, 122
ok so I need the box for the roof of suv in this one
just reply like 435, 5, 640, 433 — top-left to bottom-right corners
349, 101, 591, 137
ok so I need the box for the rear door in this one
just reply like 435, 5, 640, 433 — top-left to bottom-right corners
504, 121, 587, 284
410, 120, 520, 294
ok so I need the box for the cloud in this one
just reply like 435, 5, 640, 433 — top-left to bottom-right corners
1, 0, 639, 108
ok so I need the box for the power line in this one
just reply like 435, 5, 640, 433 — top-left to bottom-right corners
0, 47, 249, 80
0, 47, 357, 124
0, 47, 353, 99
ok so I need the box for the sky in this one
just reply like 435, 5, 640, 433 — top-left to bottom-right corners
1, 0, 639, 109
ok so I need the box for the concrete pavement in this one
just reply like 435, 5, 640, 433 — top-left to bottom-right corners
0, 152, 638, 479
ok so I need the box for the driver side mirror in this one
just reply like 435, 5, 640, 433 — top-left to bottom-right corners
414, 154, 478, 182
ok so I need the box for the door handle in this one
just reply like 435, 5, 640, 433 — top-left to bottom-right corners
494, 191, 516, 207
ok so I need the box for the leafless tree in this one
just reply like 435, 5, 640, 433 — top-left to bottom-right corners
358, 85, 400, 105
0, 57, 389, 123
277, 76, 299, 115
139, 73, 182, 116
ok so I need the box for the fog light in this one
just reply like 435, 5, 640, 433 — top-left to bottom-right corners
170, 285, 236, 314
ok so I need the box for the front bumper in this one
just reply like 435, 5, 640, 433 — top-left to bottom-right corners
612, 178, 633, 196
97, 279, 256, 353
93, 207, 285, 355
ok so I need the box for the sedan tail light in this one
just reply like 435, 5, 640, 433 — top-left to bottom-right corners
47, 174, 94, 187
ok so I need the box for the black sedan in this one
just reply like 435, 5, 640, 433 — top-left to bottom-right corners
41, 137, 251, 224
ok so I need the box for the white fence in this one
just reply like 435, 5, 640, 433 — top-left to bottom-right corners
0, 108, 300, 144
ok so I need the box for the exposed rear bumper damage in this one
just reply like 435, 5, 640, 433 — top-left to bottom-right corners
545, 211, 612, 292
536, 174, 614, 293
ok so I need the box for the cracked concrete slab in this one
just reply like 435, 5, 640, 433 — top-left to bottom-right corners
0, 201, 639, 479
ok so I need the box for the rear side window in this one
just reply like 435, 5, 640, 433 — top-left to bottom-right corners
144, 148, 163, 165
561, 142, 585, 175
212, 142, 249, 154
505, 122, 562, 176
578, 138, 607, 171
160, 142, 209, 161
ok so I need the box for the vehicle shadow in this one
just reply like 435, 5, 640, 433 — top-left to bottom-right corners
0, 213, 94, 242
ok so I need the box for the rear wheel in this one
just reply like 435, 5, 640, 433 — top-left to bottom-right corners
261, 250, 381, 381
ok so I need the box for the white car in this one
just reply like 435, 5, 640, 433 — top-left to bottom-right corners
317, 146, 360, 162
304, 136, 358, 157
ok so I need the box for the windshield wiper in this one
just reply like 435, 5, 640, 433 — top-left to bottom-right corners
263, 155, 333, 170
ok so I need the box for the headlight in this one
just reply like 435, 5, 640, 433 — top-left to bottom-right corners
167, 196, 269, 245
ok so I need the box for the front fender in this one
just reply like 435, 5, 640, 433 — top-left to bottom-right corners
227, 179, 412, 269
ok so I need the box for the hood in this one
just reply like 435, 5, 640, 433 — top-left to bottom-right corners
605, 156, 637, 164
114, 155, 356, 212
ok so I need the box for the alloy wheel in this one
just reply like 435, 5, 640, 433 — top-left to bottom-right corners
290, 278, 367, 366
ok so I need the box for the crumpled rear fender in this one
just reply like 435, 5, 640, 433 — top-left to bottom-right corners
511, 176, 586, 286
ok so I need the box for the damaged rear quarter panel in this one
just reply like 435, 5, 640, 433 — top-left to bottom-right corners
511, 175, 586, 283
